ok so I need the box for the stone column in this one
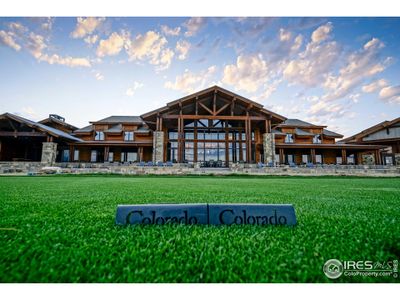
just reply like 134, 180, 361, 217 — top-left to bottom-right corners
41, 142, 57, 165
152, 131, 164, 163
263, 133, 275, 164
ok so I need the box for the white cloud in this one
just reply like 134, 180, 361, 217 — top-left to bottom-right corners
362, 79, 388, 93
283, 37, 339, 87
26, 32, 47, 58
0, 30, 21, 51
84, 35, 99, 45
38, 54, 91, 67
184, 17, 206, 37
379, 85, 400, 104
176, 40, 191, 60
321, 38, 389, 102
222, 54, 268, 93
71, 17, 105, 39
311, 22, 333, 43
95, 72, 104, 80
126, 81, 144, 97
161, 25, 181, 36
125, 30, 174, 70
279, 28, 292, 41
164, 65, 217, 94
96, 32, 125, 57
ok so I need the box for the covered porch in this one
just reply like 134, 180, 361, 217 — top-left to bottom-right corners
275, 144, 384, 165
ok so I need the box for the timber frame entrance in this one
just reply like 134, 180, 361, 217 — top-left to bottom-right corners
141, 86, 286, 166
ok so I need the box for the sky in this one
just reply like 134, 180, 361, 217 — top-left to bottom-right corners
0, 17, 399, 137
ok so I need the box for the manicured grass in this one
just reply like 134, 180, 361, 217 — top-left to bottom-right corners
0, 175, 399, 283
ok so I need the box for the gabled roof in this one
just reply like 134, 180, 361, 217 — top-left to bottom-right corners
91, 116, 143, 124
323, 129, 343, 138
340, 117, 400, 143
272, 129, 286, 135
0, 113, 82, 142
74, 124, 93, 133
278, 118, 326, 128
141, 85, 287, 121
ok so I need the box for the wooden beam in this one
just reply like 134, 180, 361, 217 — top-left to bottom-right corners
215, 103, 230, 116
341, 149, 347, 165
248, 119, 252, 163
213, 91, 217, 115
198, 102, 213, 115
279, 148, 284, 164
311, 148, 316, 164
162, 115, 267, 121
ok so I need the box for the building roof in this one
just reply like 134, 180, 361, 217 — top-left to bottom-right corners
104, 124, 122, 133
272, 129, 286, 135
91, 116, 143, 124
0, 113, 82, 142
295, 128, 314, 136
340, 117, 400, 143
323, 129, 343, 138
141, 85, 287, 122
74, 124, 93, 133
279, 118, 326, 128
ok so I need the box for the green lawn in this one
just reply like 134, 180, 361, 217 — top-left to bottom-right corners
0, 175, 399, 283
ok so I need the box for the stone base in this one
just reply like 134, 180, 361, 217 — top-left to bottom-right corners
395, 153, 400, 166
152, 131, 164, 163
263, 133, 275, 164
41, 142, 57, 165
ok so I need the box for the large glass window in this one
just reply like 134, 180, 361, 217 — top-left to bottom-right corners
108, 152, 114, 162
124, 131, 134, 141
184, 142, 194, 162
302, 154, 309, 164
121, 152, 137, 162
285, 133, 294, 143
316, 154, 322, 164
95, 131, 105, 141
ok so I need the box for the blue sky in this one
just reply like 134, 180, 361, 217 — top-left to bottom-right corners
0, 17, 399, 136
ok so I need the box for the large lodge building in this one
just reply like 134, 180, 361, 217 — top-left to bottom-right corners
1, 86, 399, 166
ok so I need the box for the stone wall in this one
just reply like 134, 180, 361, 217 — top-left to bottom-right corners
152, 131, 164, 163
263, 133, 275, 164
41, 142, 57, 165
1, 161, 399, 177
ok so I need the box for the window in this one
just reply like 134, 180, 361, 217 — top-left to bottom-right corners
73, 150, 79, 161
302, 154, 309, 164
285, 133, 294, 143
316, 154, 322, 164
287, 154, 294, 163
347, 154, 355, 165
108, 152, 114, 162
90, 150, 97, 162
313, 134, 322, 144
168, 131, 178, 140
336, 157, 342, 164
124, 131, 134, 141
95, 131, 104, 141
61, 150, 69, 162
121, 152, 137, 162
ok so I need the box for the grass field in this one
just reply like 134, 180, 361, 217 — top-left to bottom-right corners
0, 175, 399, 283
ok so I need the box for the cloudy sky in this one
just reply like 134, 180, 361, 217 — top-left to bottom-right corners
0, 17, 399, 136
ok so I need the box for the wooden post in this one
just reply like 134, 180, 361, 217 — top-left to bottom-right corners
177, 117, 181, 163
311, 149, 316, 164
375, 150, 382, 165
248, 119, 252, 163
194, 120, 198, 163
69, 145, 74, 162
341, 149, 347, 165
265, 118, 271, 133
225, 122, 229, 166
279, 148, 284, 164
244, 119, 249, 162
104, 146, 109, 162
139, 147, 144, 162
213, 90, 217, 115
